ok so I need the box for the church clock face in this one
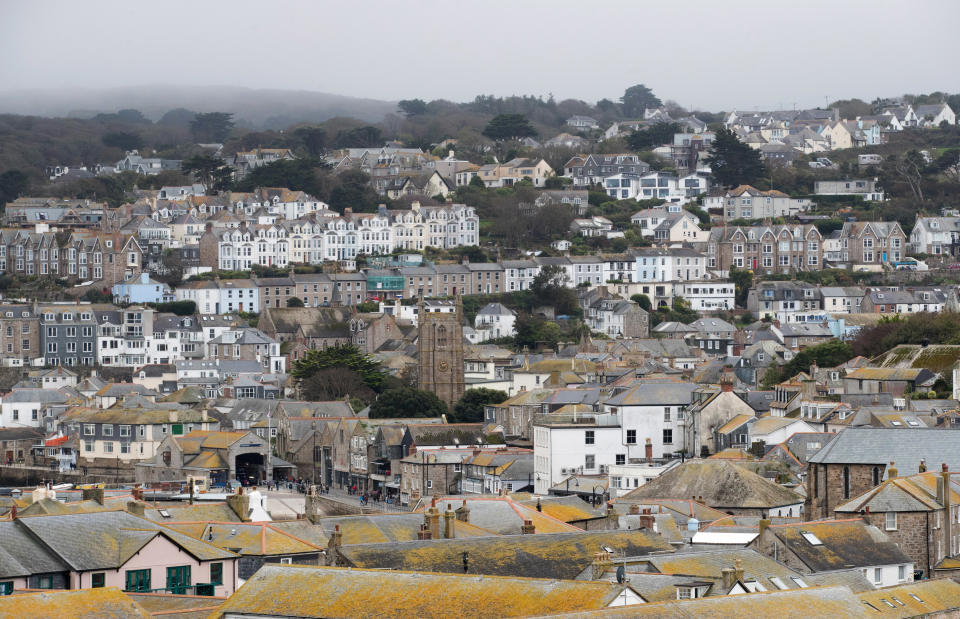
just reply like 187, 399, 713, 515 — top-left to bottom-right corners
437, 360, 449, 372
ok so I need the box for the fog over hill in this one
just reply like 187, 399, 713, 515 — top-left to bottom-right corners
0, 84, 399, 129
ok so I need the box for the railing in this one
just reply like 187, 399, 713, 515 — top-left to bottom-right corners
134, 583, 216, 596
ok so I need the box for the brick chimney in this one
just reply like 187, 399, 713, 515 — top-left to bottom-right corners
645, 438, 653, 462
591, 551, 612, 579
887, 461, 898, 479
720, 377, 734, 393
417, 524, 432, 540
721, 567, 737, 591
425, 499, 441, 539
126, 501, 145, 517
82, 487, 105, 505
131, 486, 144, 502
521, 520, 536, 534
10, 504, 16, 519
636, 508, 655, 531
629, 504, 640, 515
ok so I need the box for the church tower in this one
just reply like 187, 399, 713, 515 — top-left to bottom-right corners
417, 295, 465, 408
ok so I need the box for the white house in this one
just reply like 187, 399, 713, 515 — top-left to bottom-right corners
174, 279, 260, 315
909, 216, 960, 255
675, 281, 735, 312
602, 381, 697, 460
634, 248, 706, 283
533, 410, 622, 495
472, 303, 517, 342
0, 388, 69, 428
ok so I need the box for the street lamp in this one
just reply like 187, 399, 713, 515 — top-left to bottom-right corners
592, 484, 606, 507
565, 476, 580, 494
311, 420, 317, 487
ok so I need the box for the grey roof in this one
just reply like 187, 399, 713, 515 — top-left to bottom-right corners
0, 520, 69, 578
15, 511, 235, 571
477, 303, 516, 317
808, 428, 960, 473
3, 388, 70, 404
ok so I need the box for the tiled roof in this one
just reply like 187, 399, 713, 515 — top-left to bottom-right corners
0, 588, 151, 618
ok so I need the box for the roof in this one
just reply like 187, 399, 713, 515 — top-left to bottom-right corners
0, 519, 69, 578
15, 511, 235, 571
620, 460, 802, 509
0, 588, 151, 618
165, 522, 321, 556
765, 519, 911, 571
337, 530, 673, 579
210, 564, 639, 619
808, 428, 960, 472
414, 497, 581, 535
605, 382, 696, 406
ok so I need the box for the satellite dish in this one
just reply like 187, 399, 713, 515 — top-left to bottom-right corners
616, 566, 626, 584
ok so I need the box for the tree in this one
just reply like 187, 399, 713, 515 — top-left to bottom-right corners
181, 154, 229, 188
292, 127, 328, 156
469, 174, 486, 189
286, 296, 305, 307
102, 131, 143, 151
828, 98, 872, 119
368, 387, 447, 418
620, 84, 662, 118
728, 266, 754, 307
158, 108, 197, 128
333, 126, 382, 148
705, 128, 765, 188
530, 264, 578, 315
155, 300, 196, 316
301, 367, 375, 403
630, 294, 652, 311
451, 388, 508, 423
625, 122, 680, 151
291, 345, 386, 392
482, 114, 537, 141
762, 340, 854, 388
887, 150, 926, 202
398, 99, 428, 117
328, 169, 380, 213
190, 112, 235, 143
0, 170, 29, 208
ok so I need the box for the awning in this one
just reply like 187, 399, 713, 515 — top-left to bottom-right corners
45, 436, 69, 447
385, 482, 400, 489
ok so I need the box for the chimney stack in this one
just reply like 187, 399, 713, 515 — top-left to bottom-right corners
645, 438, 653, 462
425, 500, 441, 540
444, 504, 456, 539
521, 520, 536, 535
629, 504, 640, 515
455, 499, 470, 523
887, 461, 898, 479
734, 558, 744, 582
721, 567, 737, 591
942, 464, 952, 552
327, 524, 343, 565
920, 459, 928, 473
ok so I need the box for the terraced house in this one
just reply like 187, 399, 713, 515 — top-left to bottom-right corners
703, 224, 823, 276
38, 304, 98, 366
839, 221, 907, 269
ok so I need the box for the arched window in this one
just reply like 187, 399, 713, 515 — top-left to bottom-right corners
842, 465, 850, 499
437, 325, 448, 349
872, 466, 882, 487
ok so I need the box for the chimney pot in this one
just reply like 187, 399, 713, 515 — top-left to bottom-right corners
888, 461, 898, 479
943, 463, 950, 473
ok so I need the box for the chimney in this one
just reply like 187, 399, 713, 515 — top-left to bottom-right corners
521, 519, 536, 534
636, 508, 655, 531
720, 378, 734, 393
591, 551, 612, 579
942, 464, 952, 550
455, 499, 470, 523
82, 487, 105, 505
645, 438, 653, 462
126, 501, 145, 517
721, 567, 738, 591
734, 558, 744, 582
444, 504, 456, 539
920, 459, 928, 473
10, 504, 16, 519
227, 486, 252, 522
758, 517, 770, 535
809, 361, 818, 377
772, 319, 781, 329
132, 486, 144, 502
887, 461, 898, 479
417, 524, 432, 540
629, 504, 640, 515
425, 501, 441, 540
327, 524, 343, 565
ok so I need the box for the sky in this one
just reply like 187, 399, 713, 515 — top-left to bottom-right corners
2, 0, 959, 112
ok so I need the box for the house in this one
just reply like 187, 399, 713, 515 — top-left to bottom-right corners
914, 102, 956, 127
0, 388, 70, 428
842, 367, 936, 396
564, 154, 650, 186
834, 464, 960, 579
631, 207, 705, 242
135, 430, 271, 487
703, 224, 824, 276
0, 303, 39, 367
814, 180, 885, 202
112, 272, 175, 305
601, 380, 697, 459
719, 185, 813, 221
910, 216, 960, 256
586, 298, 649, 338
571, 216, 615, 238
750, 518, 914, 587
474, 158, 554, 188
2, 510, 237, 596
684, 382, 757, 455
620, 458, 804, 517
544, 132, 591, 150
471, 303, 516, 343
533, 189, 589, 215
566, 115, 600, 130
838, 221, 907, 269
806, 428, 960, 520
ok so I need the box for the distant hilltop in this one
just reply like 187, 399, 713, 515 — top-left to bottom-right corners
0, 84, 399, 129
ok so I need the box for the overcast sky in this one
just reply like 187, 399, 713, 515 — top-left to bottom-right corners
2, 0, 958, 111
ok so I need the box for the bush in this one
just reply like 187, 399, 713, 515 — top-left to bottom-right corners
155, 300, 196, 316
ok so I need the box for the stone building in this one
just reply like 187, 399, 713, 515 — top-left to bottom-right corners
416, 296, 465, 409
0, 303, 39, 367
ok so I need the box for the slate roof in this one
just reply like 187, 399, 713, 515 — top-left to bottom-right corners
620, 460, 802, 509
807, 428, 960, 473
14, 511, 235, 571
0, 520, 69, 578
0, 588, 151, 618
765, 519, 911, 571
605, 381, 696, 406
337, 530, 673, 579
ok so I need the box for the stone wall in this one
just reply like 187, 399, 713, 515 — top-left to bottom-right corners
808, 463, 879, 520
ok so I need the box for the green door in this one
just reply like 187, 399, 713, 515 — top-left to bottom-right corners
166, 565, 191, 594
125, 569, 151, 592
0, 582, 12, 596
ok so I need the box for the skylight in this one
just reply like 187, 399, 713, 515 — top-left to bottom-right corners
801, 531, 823, 546
910, 594, 924, 603
790, 576, 808, 588
769, 577, 788, 590
158, 509, 171, 518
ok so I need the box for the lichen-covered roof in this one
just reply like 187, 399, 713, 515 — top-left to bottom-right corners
211, 564, 638, 618
518, 495, 607, 523
339, 530, 674, 580
142, 502, 240, 523
534, 585, 866, 618
620, 460, 802, 509
125, 592, 226, 619
415, 497, 581, 535
645, 548, 806, 587
285, 513, 493, 546
0, 588, 151, 618
768, 519, 911, 571
856, 578, 960, 617
165, 521, 321, 556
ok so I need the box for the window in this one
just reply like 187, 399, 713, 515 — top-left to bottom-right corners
91, 573, 105, 588
842, 465, 850, 499
585, 430, 595, 445
210, 562, 223, 585
37, 575, 53, 589
585, 454, 596, 470
898, 565, 906, 582
886, 512, 897, 531
279, 557, 293, 565
801, 531, 823, 546
873, 568, 882, 585
83, 424, 95, 436
104, 442, 114, 453
84, 440, 93, 452
616, 454, 626, 465
126, 569, 151, 592
425, 480, 433, 489
166, 565, 191, 595
769, 577, 788, 590
663, 429, 673, 445
0, 582, 11, 596
626, 430, 636, 444
872, 466, 882, 486
120, 425, 131, 437
790, 576, 808, 588
663, 407, 671, 422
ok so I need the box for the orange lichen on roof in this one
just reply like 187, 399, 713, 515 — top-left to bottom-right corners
0, 587, 151, 618
210, 564, 638, 618
165, 521, 321, 556
857, 578, 960, 617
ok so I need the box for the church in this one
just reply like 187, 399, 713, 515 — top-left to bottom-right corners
416, 297, 465, 408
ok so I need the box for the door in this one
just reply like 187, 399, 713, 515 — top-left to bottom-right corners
166, 565, 191, 595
